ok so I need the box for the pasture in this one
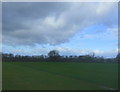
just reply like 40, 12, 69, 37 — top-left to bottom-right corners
2, 62, 118, 90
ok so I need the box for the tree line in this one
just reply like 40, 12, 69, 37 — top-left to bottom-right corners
1, 50, 119, 63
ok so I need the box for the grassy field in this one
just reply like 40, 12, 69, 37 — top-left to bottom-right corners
2, 62, 118, 90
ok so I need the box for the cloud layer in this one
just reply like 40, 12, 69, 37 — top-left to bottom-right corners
2, 2, 117, 45
3, 44, 117, 58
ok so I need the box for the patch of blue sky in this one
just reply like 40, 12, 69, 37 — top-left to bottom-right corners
59, 24, 117, 51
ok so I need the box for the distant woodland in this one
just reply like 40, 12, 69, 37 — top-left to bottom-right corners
1, 50, 120, 63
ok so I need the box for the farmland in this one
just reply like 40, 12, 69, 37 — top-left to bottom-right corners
2, 62, 118, 90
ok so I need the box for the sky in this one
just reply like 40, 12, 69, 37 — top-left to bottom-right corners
2, 2, 118, 58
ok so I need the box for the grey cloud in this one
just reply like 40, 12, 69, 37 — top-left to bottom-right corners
2, 2, 117, 45
2, 2, 70, 32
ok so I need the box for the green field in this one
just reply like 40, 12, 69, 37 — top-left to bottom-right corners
2, 62, 118, 90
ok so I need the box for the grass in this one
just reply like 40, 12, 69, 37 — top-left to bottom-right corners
2, 62, 118, 90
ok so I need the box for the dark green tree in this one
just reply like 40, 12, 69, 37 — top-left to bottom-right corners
116, 53, 120, 63
48, 50, 60, 61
